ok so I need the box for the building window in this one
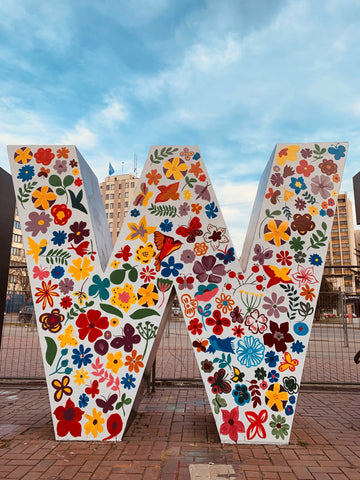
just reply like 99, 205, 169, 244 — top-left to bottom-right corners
110, 203, 114, 209
125, 182, 129, 188
110, 184, 115, 190
106, 194, 109, 200
106, 185, 110, 190
125, 192, 129, 198
118, 193, 121, 198
109, 222, 113, 228
119, 184, 122, 189
110, 194, 114, 199
105, 204, 109, 209
131, 182, 135, 188
109, 212, 113, 218
14, 220, 21, 229
125, 201, 128, 207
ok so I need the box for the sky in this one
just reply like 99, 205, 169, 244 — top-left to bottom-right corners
1, 0, 360, 251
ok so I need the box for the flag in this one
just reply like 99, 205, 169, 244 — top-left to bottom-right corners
108, 163, 115, 175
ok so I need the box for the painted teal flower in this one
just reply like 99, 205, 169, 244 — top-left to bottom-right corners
88, 274, 110, 300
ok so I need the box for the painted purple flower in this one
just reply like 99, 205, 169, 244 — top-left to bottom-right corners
25, 211, 51, 236
179, 202, 190, 216
193, 255, 226, 284
301, 148, 312, 159
59, 278, 74, 294
294, 198, 306, 211
262, 292, 288, 319
53, 159, 68, 174
310, 175, 334, 199
180, 249, 196, 264
270, 173, 283, 187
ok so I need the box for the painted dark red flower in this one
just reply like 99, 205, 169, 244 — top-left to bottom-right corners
220, 406, 245, 442
54, 398, 83, 437
68, 221, 90, 245
263, 321, 294, 353
76, 309, 109, 342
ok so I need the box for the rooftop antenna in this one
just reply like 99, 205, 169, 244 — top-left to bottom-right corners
134, 153, 138, 176
122, 162, 124, 175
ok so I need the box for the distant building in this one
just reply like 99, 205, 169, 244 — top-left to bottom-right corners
8, 208, 27, 292
99, 174, 139, 244
325, 193, 358, 292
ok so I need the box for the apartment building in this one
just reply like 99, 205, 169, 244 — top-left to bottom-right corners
325, 193, 358, 292
99, 174, 139, 244
8, 208, 27, 291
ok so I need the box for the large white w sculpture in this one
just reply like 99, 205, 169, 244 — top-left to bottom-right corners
9, 143, 347, 443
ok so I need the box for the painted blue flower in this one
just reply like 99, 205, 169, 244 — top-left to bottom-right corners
320, 209, 326, 217
205, 201, 219, 219
265, 351, 279, 367
291, 340, 305, 354
268, 369, 279, 383
88, 274, 110, 300
131, 208, 140, 217
17, 165, 35, 182
193, 152, 200, 160
289, 177, 307, 194
79, 393, 89, 408
293, 322, 309, 336
285, 405, 294, 416
51, 265, 65, 279
72, 345, 93, 368
232, 384, 251, 406
121, 373, 136, 390
328, 145, 346, 160
161, 255, 183, 278
309, 254, 322, 266
160, 218, 173, 232
289, 395, 296, 404
51, 230, 67, 246
236, 336, 265, 368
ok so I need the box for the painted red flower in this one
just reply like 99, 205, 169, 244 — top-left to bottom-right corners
76, 309, 109, 342
263, 321, 294, 353
51, 204, 72, 226
220, 406, 245, 442
34, 147, 55, 166
60, 296, 73, 309
245, 409, 268, 440
54, 398, 83, 437
206, 309, 230, 335
187, 318, 202, 335
296, 159, 314, 178
74, 177, 83, 186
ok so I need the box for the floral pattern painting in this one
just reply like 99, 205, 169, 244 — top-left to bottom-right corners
8, 143, 347, 443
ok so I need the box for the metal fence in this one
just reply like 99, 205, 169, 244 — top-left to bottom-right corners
1, 287, 359, 385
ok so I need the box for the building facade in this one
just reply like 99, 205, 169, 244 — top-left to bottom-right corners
325, 193, 358, 292
99, 174, 139, 244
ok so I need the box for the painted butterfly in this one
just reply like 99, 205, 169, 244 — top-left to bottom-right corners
216, 246, 235, 265
328, 144, 345, 160
192, 339, 208, 353
96, 393, 118, 414
207, 368, 231, 394
252, 244, 273, 265
111, 323, 141, 352
85, 379, 99, 398
231, 366, 245, 383
176, 216, 203, 243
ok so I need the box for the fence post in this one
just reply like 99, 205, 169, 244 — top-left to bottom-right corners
338, 288, 349, 347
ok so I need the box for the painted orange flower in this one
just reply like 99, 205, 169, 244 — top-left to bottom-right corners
146, 169, 162, 185
300, 284, 316, 302
180, 147, 194, 160
57, 147, 70, 159
125, 350, 144, 373
189, 161, 203, 178
194, 242, 208, 256
191, 203, 202, 214
35, 280, 59, 309
215, 293, 235, 314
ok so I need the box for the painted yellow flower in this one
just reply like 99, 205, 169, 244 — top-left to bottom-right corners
73, 368, 89, 386
126, 216, 157, 243
58, 324, 78, 348
110, 260, 120, 269
84, 408, 105, 438
106, 351, 124, 374
265, 382, 289, 412
111, 283, 137, 312
32, 186, 57, 210
135, 242, 156, 264
263, 220, 290, 247
163, 157, 188, 180
14, 147, 33, 164
73, 290, 88, 305
332, 190, 338, 197
72, 168, 80, 176
138, 282, 159, 307
183, 189, 192, 200
276, 145, 300, 166
308, 206, 318, 216
68, 257, 94, 281
283, 187, 295, 202
110, 317, 119, 327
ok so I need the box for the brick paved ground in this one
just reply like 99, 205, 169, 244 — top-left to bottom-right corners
0, 385, 359, 480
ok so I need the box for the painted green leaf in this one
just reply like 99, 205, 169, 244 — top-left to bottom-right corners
49, 175, 62, 187
63, 175, 74, 188
69, 189, 88, 214
130, 308, 160, 320
110, 269, 125, 285
100, 303, 123, 318
45, 337, 57, 366
56, 188, 66, 196
128, 268, 138, 283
